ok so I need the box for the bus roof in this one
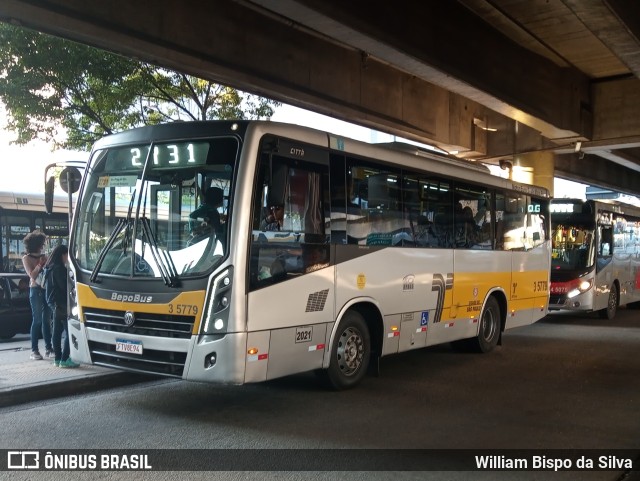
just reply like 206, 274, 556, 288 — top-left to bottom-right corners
91, 120, 549, 198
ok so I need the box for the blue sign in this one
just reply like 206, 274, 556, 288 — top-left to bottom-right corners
420, 311, 429, 326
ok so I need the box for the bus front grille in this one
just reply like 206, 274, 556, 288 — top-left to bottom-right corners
88, 340, 186, 377
84, 308, 195, 339
549, 295, 567, 306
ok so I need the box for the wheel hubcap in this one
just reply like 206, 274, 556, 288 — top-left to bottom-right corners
482, 309, 497, 341
336, 327, 364, 376
609, 290, 616, 313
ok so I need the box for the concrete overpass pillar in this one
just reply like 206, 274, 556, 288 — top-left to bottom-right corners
511, 151, 555, 197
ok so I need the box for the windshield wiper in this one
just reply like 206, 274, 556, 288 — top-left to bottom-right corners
140, 216, 179, 287
89, 218, 128, 283
89, 188, 138, 282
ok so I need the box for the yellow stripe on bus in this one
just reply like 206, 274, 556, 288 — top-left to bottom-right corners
443, 269, 549, 322
76, 283, 207, 334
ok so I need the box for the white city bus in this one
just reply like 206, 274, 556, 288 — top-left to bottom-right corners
67, 121, 550, 389
549, 198, 640, 320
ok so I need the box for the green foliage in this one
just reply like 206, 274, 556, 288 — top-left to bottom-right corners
0, 24, 280, 150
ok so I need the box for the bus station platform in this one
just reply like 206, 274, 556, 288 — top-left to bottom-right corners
0, 335, 153, 408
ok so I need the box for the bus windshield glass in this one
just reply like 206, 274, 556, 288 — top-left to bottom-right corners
551, 218, 596, 271
72, 137, 238, 280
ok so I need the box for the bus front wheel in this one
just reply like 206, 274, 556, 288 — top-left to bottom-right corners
599, 284, 618, 320
323, 310, 371, 390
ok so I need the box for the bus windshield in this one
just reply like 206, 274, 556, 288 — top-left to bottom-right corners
551, 222, 596, 270
72, 137, 238, 280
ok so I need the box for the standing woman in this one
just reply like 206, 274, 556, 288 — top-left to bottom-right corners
21, 230, 53, 360
43, 244, 79, 368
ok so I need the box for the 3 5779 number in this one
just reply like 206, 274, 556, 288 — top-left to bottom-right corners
533, 280, 548, 292
168, 304, 198, 315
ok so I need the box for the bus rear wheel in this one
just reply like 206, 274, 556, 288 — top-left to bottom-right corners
467, 296, 501, 353
476, 296, 501, 352
451, 296, 501, 353
323, 310, 370, 390
599, 284, 618, 320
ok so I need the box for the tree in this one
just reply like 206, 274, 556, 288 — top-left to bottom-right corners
0, 24, 280, 150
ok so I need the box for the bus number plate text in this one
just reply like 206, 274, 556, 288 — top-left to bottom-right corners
116, 339, 143, 355
295, 326, 313, 343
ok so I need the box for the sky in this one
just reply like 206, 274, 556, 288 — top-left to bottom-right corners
0, 101, 587, 197
0, 104, 87, 193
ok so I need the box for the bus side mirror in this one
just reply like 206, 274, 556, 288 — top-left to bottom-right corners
60, 167, 82, 194
45, 176, 55, 214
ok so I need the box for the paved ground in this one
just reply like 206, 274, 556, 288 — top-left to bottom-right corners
1, 315, 639, 479
0, 334, 151, 408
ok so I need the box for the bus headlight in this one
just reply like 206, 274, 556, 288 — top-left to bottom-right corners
567, 279, 593, 299
202, 267, 233, 334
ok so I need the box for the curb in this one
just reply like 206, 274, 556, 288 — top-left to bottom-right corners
0, 372, 156, 408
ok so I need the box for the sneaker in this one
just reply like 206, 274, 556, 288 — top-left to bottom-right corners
59, 359, 80, 368
53, 359, 61, 367
45, 348, 55, 358
30, 351, 43, 360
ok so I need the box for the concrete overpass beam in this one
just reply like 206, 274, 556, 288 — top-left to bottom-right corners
555, 153, 640, 197
512, 151, 556, 196
593, 77, 640, 140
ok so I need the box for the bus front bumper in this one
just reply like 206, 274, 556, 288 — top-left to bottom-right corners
68, 319, 249, 384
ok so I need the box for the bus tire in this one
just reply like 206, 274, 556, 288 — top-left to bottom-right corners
323, 310, 370, 390
473, 296, 501, 353
599, 283, 618, 320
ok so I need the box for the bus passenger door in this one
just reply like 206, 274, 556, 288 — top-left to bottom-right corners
246, 146, 332, 382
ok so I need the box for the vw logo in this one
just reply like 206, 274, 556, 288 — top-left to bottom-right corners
123, 311, 136, 327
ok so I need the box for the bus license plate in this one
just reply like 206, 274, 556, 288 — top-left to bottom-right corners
116, 339, 143, 355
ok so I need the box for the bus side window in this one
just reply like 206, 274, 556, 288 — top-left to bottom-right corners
502, 193, 527, 251
329, 154, 347, 244
346, 159, 402, 247
599, 225, 613, 257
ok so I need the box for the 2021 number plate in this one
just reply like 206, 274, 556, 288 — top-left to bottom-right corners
295, 326, 313, 343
